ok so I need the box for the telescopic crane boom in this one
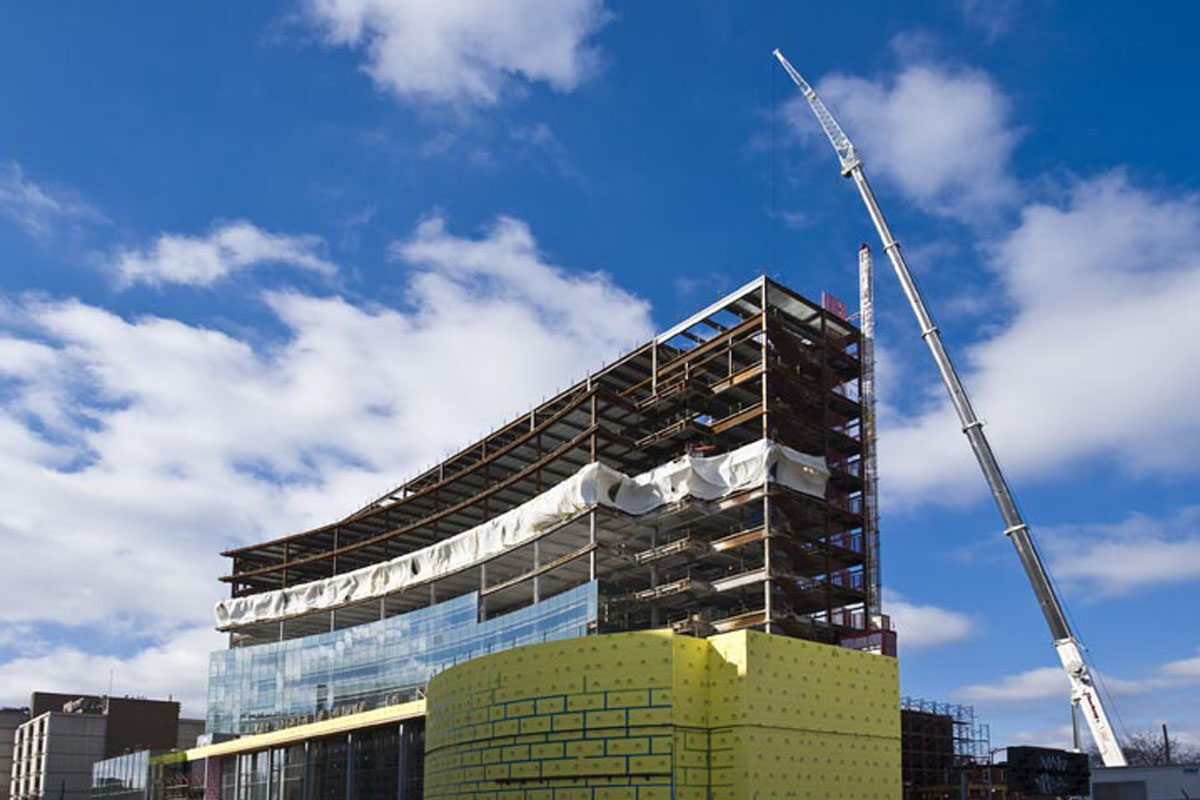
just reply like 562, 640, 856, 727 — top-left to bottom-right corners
772, 48, 1128, 768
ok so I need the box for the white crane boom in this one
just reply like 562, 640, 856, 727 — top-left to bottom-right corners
772, 48, 1127, 768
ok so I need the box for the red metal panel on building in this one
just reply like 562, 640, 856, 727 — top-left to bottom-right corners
821, 291, 848, 320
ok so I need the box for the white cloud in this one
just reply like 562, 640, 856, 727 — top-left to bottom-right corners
0, 161, 101, 238
0, 212, 654, 700
0, 627, 222, 716
1041, 507, 1200, 596
958, 0, 1022, 41
789, 62, 1020, 221
302, 0, 610, 106
956, 649, 1200, 706
1159, 650, 1200, 681
958, 665, 1069, 701
114, 221, 336, 287
883, 588, 973, 649
394, 212, 651, 344
1005, 723, 1078, 751
881, 173, 1200, 505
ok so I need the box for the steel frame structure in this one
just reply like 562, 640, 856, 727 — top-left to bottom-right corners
221, 277, 881, 651
901, 697, 992, 800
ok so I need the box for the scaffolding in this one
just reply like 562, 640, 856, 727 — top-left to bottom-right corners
902, 697, 993, 799
219, 277, 888, 653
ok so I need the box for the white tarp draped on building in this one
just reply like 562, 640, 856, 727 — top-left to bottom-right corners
214, 439, 828, 629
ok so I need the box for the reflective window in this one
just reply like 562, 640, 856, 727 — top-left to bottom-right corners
352, 727, 397, 800
230, 721, 424, 800
91, 751, 150, 800
280, 746, 304, 800
308, 738, 345, 800
219, 757, 236, 800
208, 582, 597, 734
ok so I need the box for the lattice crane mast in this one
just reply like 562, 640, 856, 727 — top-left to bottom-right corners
772, 48, 1127, 768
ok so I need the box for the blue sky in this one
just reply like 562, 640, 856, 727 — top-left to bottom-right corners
1, 1, 1198, 751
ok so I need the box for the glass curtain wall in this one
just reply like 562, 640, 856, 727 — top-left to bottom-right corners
208, 583, 597, 735
91, 751, 151, 800
216, 721, 423, 800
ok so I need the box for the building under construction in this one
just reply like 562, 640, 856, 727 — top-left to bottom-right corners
194, 276, 901, 799
901, 698, 993, 799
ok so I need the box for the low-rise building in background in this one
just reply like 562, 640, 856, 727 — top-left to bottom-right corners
0, 709, 30, 800
9, 695, 197, 800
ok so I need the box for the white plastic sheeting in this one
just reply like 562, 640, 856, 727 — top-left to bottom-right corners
214, 439, 827, 629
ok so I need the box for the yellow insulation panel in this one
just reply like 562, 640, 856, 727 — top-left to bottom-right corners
424, 629, 899, 799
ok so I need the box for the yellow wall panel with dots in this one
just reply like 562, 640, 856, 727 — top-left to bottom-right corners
424, 628, 899, 799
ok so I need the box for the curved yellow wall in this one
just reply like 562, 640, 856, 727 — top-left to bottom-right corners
424, 629, 900, 800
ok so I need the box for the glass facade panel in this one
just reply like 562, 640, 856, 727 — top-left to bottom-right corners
397, 721, 423, 800
351, 727, 397, 800
219, 758, 236, 800
91, 751, 151, 800
208, 582, 597, 734
147, 753, 201, 800
223, 721, 425, 800
308, 738, 346, 800
279, 746, 304, 800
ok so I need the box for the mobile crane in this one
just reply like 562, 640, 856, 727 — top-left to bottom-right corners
773, 48, 1128, 768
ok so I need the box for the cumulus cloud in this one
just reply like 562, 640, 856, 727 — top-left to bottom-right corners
395, 212, 651, 343
0, 627, 222, 716
958, 665, 1069, 702
788, 62, 1020, 221
957, 649, 1200, 705
1160, 651, 1200, 680
114, 221, 336, 287
883, 588, 972, 649
881, 172, 1200, 505
0, 161, 102, 238
0, 212, 654, 698
302, 0, 610, 106
1040, 507, 1200, 597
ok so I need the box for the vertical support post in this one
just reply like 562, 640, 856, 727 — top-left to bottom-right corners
331, 527, 339, 579
588, 511, 597, 582
859, 244, 882, 622
651, 342, 658, 395
760, 283, 773, 634
649, 527, 659, 628
535, 432, 543, 493
533, 540, 540, 604
479, 564, 487, 620
396, 723, 409, 800
302, 739, 311, 800
589, 389, 597, 462
481, 460, 489, 526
